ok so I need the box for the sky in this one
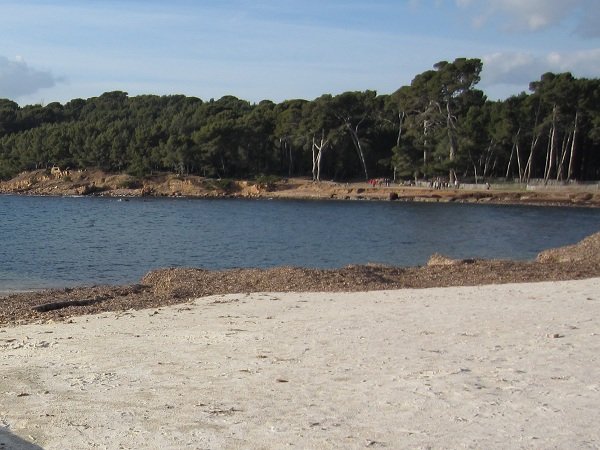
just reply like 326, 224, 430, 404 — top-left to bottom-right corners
1, 0, 599, 106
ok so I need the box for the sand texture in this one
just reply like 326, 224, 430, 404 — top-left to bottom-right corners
1, 278, 599, 449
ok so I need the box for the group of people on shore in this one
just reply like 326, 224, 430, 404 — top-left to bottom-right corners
428, 177, 459, 189
365, 176, 494, 191
368, 178, 392, 187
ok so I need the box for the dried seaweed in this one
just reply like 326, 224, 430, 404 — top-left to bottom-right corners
2, 231, 599, 327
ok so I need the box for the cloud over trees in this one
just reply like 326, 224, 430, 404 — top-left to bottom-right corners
482, 49, 600, 86
453, 0, 600, 96
0, 56, 63, 100
457, 0, 600, 35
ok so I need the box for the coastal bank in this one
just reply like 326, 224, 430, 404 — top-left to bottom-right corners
1, 169, 599, 207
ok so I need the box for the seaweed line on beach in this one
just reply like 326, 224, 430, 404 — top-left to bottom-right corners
1, 231, 599, 326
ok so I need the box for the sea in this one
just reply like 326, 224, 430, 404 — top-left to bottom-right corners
1, 195, 599, 293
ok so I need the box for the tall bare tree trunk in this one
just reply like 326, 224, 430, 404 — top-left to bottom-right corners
516, 140, 523, 182
467, 148, 479, 184
311, 137, 318, 181
557, 132, 572, 181
544, 104, 558, 183
316, 148, 323, 181
567, 111, 578, 181
446, 102, 457, 184
524, 133, 538, 182
524, 101, 542, 182
344, 119, 369, 181
543, 128, 552, 182
382, 111, 406, 180
483, 139, 494, 178
311, 131, 329, 182
423, 119, 430, 168
396, 111, 405, 148
506, 141, 515, 179
511, 128, 523, 182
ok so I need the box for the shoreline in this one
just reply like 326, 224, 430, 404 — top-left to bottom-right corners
1, 169, 599, 207
2, 278, 599, 449
1, 231, 600, 448
1, 230, 599, 327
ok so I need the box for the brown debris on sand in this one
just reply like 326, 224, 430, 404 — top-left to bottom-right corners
537, 231, 600, 263
1, 231, 599, 326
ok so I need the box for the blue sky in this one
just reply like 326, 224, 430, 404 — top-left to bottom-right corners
1, 0, 599, 106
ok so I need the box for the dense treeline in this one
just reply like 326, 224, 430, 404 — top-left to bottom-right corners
1, 58, 599, 182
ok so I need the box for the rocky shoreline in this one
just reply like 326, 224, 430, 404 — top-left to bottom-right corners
1, 231, 599, 327
1, 169, 599, 207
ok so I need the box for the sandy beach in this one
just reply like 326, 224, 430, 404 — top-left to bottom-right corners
2, 278, 599, 449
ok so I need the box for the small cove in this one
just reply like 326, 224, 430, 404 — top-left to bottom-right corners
1, 195, 599, 293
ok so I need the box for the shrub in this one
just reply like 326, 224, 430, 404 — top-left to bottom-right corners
118, 178, 143, 189
209, 178, 235, 191
255, 174, 281, 190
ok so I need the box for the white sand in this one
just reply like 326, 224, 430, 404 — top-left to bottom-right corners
1, 278, 599, 449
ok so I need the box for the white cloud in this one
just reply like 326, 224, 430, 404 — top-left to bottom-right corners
480, 48, 600, 98
0, 56, 63, 99
482, 52, 540, 84
457, 0, 599, 34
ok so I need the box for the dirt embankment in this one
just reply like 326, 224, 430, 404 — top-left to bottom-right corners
1, 169, 599, 207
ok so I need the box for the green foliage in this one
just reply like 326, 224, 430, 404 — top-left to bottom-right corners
255, 174, 281, 189
1, 64, 600, 182
207, 178, 235, 191
0, 163, 17, 181
391, 146, 417, 179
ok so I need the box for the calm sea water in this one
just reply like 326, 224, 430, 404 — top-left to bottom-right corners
1, 195, 599, 293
